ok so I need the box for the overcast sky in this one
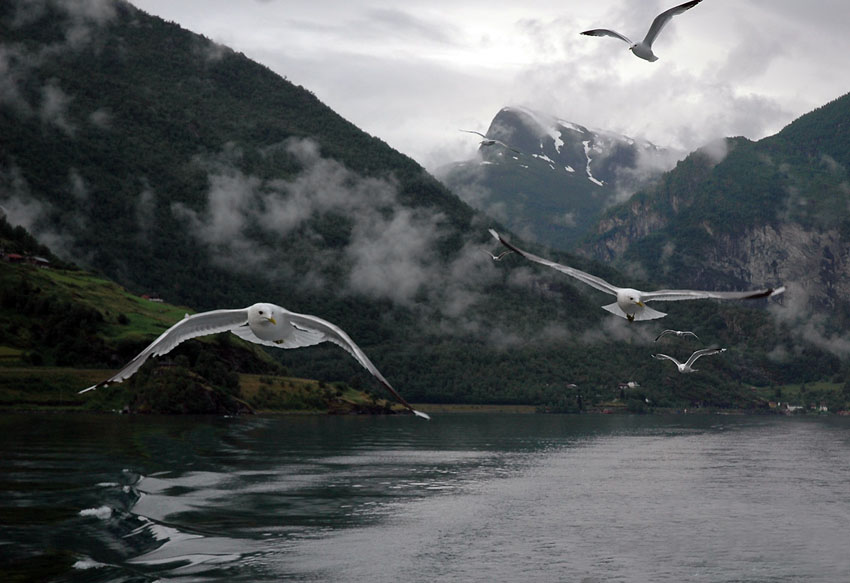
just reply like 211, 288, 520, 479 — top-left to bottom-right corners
130, 0, 850, 172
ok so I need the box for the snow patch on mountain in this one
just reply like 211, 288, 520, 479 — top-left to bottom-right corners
582, 140, 604, 187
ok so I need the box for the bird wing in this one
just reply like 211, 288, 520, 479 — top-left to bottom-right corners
652, 353, 681, 367
655, 329, 700, 341
460, 129, 487, 139
641, 286, 781, 303
685, 347, 724, 367
489, 229, 619, 296
580, 29, 634, 45
80, 308, 250, 393
643, 0, 703, 47
285, 311, 430, 420
494, 140, 522, 154
655, 330, 675, 341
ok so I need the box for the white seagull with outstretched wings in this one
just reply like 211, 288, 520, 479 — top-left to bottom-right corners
460, 129, 522, 154
581, 0, 704, 62
81, 303, 429, 419
489, 229, 784, 322
652, 347, 726, 373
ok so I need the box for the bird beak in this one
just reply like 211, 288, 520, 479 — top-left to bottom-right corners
268, 317, 277, 325
636, 301, 645, 307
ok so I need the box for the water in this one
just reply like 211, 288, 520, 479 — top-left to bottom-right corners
1, 413, 848, 582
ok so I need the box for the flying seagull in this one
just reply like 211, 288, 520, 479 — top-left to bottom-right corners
482, 249, 514, 262
652, 347, 726, 373
80, 303, 430, 420
655, 329, 700, 342
580, 0, 704, 62
489, 229, 785, 322
460, 130, 522, 154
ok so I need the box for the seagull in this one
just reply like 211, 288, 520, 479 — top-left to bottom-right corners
80, 303, 430, 420
460, 130, 522, 154
580, 0, 703, 62
482, 249, 513, 262
655, 329, 700, 342
652, 347, 726, 373
489, 228, 785, 322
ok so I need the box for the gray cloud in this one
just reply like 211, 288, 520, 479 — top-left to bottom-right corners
2, 0, 119, 131
130, 0, 850, 173
769, 281, 850, 359
39, 78, 75, 135
357, 8, 459, 45
174, 138, 502, 317
11, 0, 117, 48
135, 180, 156, 234
88, 107, 112, 129
0, 45, 34, 115
67, 168, 88, 201
0, 163, 75, 257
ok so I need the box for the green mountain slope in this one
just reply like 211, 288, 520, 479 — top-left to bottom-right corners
1, 0, 845, 412
581, 93, 850, 305
0, 219, 405, 414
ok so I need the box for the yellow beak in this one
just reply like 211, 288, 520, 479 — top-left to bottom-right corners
268, 317, 277, 325
636, 301, 645, 307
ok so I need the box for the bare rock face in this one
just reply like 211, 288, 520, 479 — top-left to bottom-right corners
712, 225, 847, 309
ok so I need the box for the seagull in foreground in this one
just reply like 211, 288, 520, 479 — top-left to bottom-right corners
80, 303, 430, 420
460, 130, 522, 154
652, 347, 726, 373
580, 0, 704, 62
489, 229, 785, 322
655, 329, 700, 342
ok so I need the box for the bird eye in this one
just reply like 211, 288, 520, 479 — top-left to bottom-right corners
258, 310, 264, 315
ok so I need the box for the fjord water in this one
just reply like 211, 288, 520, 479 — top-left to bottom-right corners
2, 413, 849, 582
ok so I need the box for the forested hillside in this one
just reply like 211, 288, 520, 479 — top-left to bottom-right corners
580, 93, 850, 342
1, 0, 845, 412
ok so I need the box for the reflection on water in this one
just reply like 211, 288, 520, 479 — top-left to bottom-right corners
1, 413, 849, 582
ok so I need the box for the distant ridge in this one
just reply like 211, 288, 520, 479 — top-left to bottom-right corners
439, 106, 682, 250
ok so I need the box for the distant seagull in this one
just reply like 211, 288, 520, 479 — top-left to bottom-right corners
460, 130, 522, 154
652, 347, 726, 373
580, 0, 704, 62
80, 303, 430, 420
655, 329, 700, 342
489, 229, 785, 322
482, 249, 513, 262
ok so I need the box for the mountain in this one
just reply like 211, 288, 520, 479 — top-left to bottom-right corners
577, 92, 850, 376
580, 94, 850, 308
438, 107, 681, 250
0, 0, 845, 412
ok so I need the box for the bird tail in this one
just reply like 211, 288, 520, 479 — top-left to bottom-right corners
602, 302, 667, 321
634, 305, 667, 321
